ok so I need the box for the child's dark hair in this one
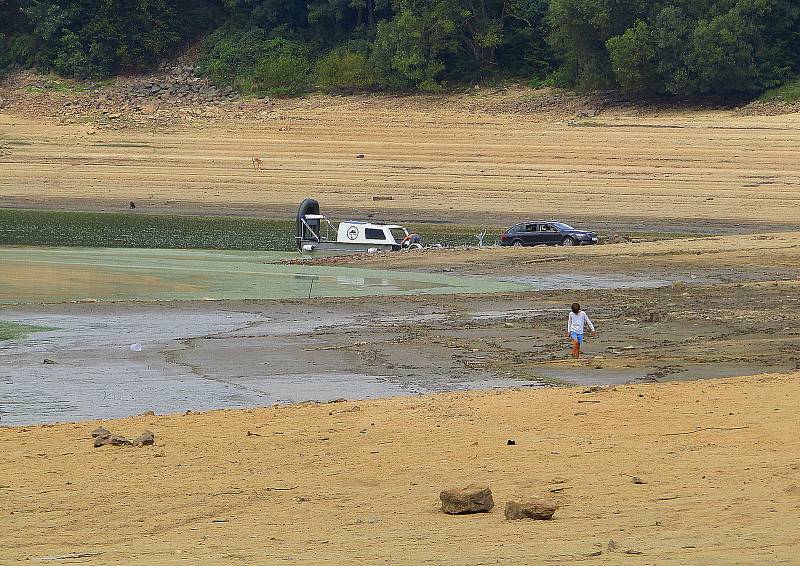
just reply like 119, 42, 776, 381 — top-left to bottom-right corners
571, 303, 580, 313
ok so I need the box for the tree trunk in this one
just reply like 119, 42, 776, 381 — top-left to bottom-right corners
367, 0, 375, 28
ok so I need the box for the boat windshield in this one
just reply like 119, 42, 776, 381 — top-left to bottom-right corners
389, 227, 409, 243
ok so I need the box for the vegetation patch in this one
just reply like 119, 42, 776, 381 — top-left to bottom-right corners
0, 209, 296, 251
760, 77, 800, 103
23, 76, 102, 93
0, 210, 494, 251
0, 321, 53, 341
96, 143, 153, 148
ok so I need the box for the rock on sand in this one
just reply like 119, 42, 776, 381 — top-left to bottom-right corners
504, 499, 558, 520
440, 486, 494, 514
132, 431, 155, 447
93, 433, 132, 448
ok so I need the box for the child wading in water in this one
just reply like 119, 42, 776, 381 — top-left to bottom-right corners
567, 303, 596, 359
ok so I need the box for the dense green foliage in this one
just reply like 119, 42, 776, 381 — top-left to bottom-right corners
0, 1, 33, 75
197, 28, 313, 94
760, 76, 800, 103
550, 0, 800, 95
0, 209, 489, 250
1, 0, 221, 77
0, 0, 798, 97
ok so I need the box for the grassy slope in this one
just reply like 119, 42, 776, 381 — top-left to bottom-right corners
760, 77, 800, 103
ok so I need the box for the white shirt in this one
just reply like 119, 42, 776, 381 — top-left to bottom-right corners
568, 311, 595, 334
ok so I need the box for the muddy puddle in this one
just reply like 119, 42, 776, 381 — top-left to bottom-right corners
0, 370, 406, 426
0, 370, 544, 426
1, 247, 786, 426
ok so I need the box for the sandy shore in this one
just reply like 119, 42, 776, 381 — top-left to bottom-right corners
2, 372, 798, 564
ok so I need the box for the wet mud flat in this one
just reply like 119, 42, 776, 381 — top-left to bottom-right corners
3, 234, 800, 425
3, 276, 798, 425
0, 302, 546, 425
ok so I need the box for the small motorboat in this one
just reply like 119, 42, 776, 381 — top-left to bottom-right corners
296, 198, 420, 253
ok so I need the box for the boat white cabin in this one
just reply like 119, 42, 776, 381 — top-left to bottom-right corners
296, 199, 418, 253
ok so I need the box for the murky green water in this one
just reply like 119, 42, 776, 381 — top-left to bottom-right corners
0, 247, 525, 304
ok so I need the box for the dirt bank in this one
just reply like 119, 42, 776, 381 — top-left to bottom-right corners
293, 231, 800, 278
1, 371, 798, 564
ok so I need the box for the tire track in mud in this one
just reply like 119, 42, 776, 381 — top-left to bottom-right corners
161, 318, 277, 398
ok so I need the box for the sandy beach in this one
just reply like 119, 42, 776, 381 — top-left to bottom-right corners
2, 372, 799, 564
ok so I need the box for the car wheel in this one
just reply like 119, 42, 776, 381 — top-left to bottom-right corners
562, 236, 576, 247
512, 239, 524, 247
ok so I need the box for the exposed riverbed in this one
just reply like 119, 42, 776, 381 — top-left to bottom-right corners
2, 235, 799, 425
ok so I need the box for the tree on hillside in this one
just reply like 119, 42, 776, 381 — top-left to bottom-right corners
371, 0, 551, 89
551, 0, 800, 95
547, 0, 647, 89
19, 0, 223, 77
3, 0, 796, 97
0, 0, 34, 74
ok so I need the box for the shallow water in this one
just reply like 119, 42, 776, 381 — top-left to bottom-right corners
0, 370, 543, 426
0, 309, 544, 425
0, 369, 413, 425
0, 247, 525, 304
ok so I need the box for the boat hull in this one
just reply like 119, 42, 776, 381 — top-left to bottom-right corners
299, 240, 399, 254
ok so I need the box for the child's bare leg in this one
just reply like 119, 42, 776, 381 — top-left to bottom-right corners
571, 340, 580, 359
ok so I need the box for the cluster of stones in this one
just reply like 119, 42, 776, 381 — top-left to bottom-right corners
92, 426, 155, 448
439, 486, 558, 520
119, 64, 237, 105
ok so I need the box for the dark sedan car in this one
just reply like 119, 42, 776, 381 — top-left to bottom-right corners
499, 221, 599, 247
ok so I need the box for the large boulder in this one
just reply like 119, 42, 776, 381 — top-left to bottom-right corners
440, 486, 494, 514
504, 499, 558, 520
